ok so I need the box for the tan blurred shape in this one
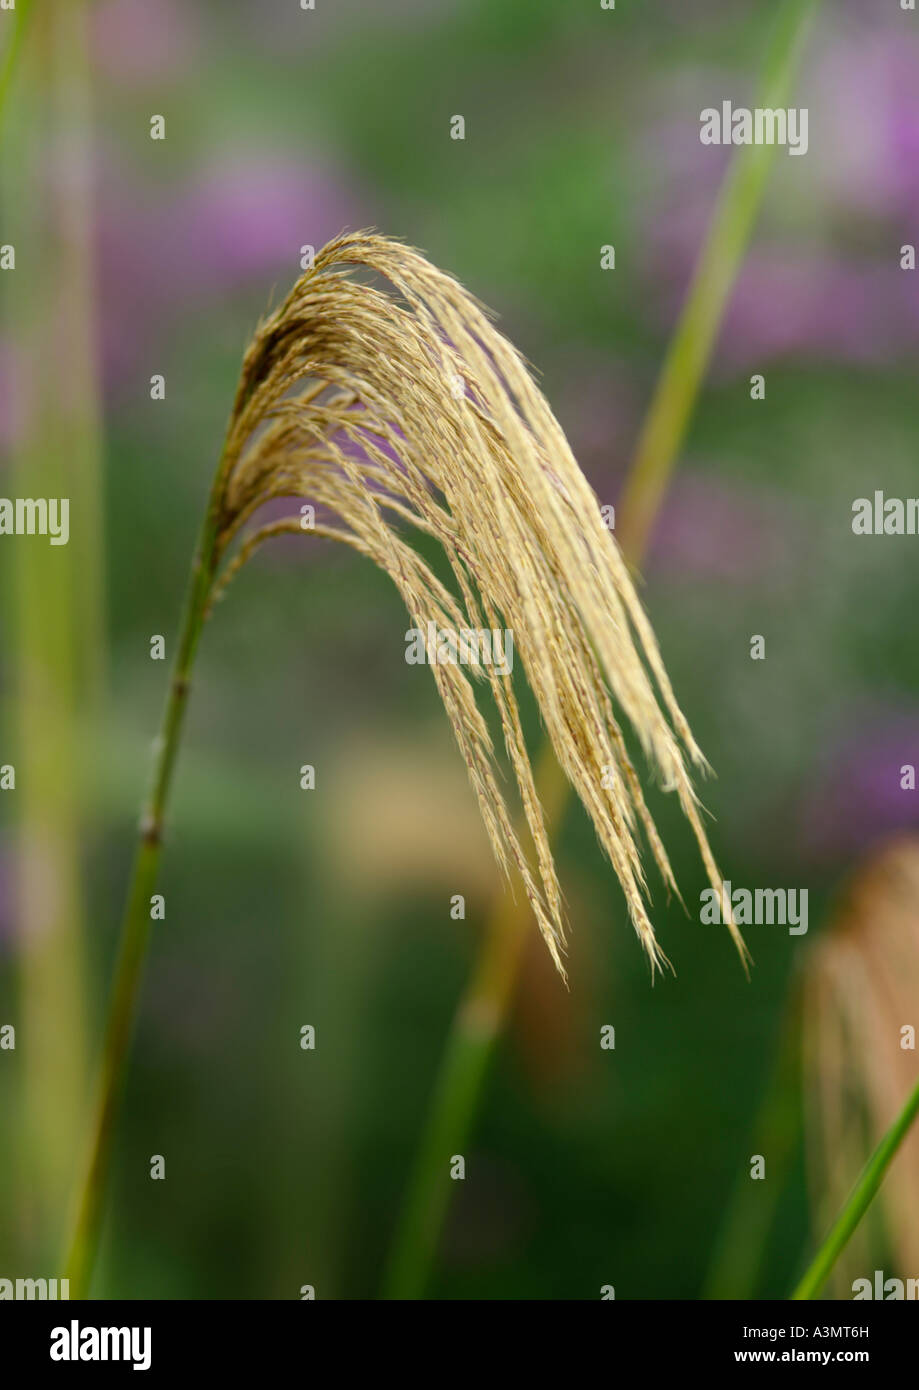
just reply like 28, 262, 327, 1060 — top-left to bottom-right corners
324, 728, 499, 901
803, 836, 919, 1291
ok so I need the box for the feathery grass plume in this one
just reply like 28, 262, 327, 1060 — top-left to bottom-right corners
208, 231, 745, 976
802, 836, 919, 1289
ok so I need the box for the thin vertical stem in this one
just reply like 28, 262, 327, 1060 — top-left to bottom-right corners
63, 504, 221, 1297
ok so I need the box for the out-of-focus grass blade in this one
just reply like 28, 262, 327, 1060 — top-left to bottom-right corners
793, 1078, 919, 1300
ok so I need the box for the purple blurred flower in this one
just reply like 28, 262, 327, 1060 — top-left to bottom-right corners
169, 159, 357, 291
811, 28, 919, 223
92, 0, 203, 85
648, 473, 803, 584
715, 254, 919, 373
0, 840, 13, 956
640, 20, 919, 371
96, 153, 361, 388
0, 339, 29, 455
801, 706, 919, 862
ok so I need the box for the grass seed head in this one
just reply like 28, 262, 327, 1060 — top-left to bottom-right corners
210, 231, 746, 978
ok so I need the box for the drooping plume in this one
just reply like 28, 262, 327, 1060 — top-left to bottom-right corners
209, 231, 746, 976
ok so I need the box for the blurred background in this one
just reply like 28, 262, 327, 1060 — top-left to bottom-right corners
1, 0, 919, 1300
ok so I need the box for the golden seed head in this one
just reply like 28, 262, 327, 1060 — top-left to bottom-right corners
211, 231, 746, 977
